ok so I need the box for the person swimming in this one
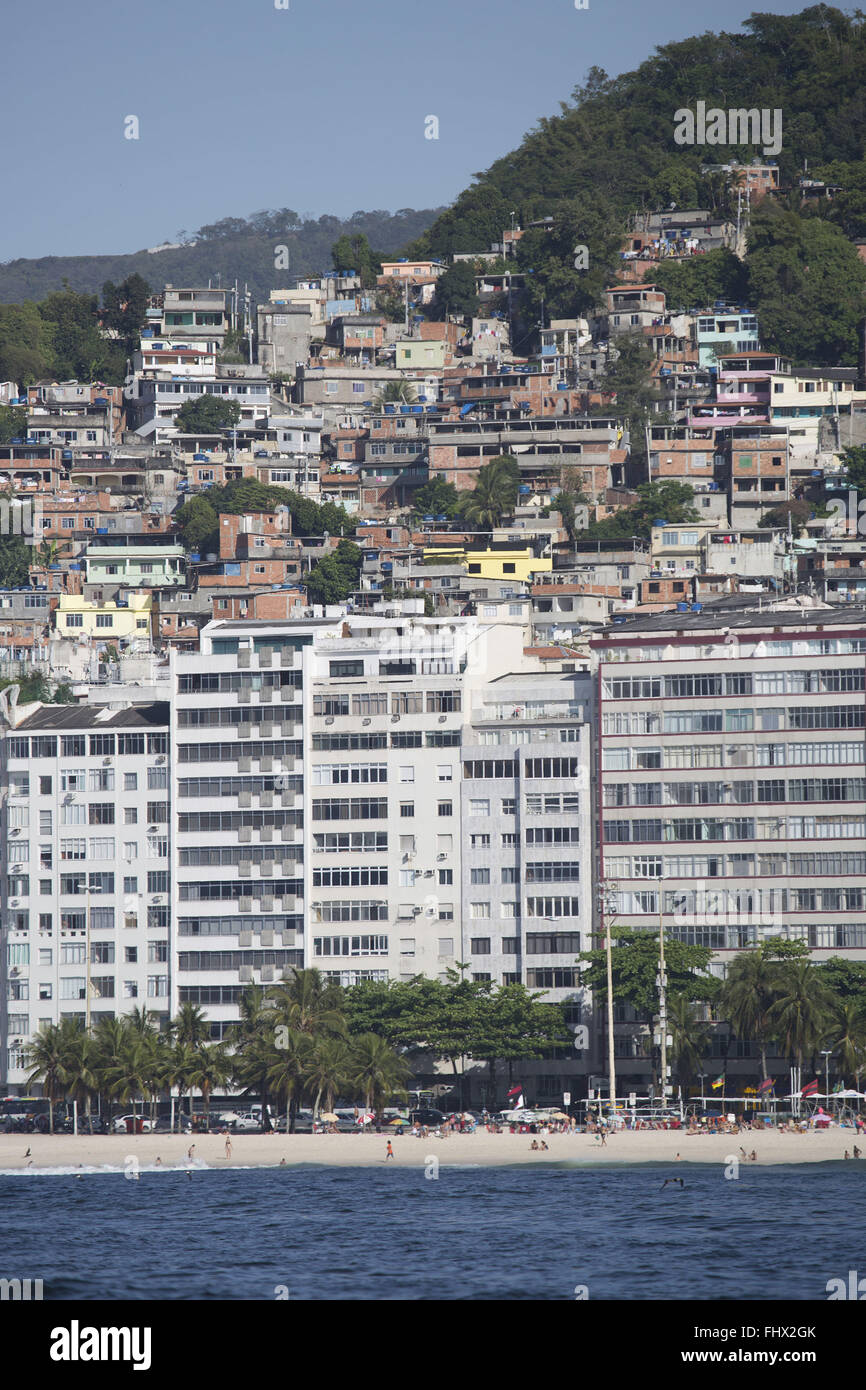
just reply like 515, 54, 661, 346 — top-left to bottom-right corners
660, 1177, 684, 1190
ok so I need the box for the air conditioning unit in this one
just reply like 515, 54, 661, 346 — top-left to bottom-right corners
412, 905, 422, 915
103, 756, 112, 766
151, 895, 163, 904
10, 899, 19, 907
423, 870, 434, 878
437, 853, 446, 861
9, 967, 20, 978
148, 825, 159, 833
325, 716, 335, 725
391, 714, 400, 723
156, 755, 166, 764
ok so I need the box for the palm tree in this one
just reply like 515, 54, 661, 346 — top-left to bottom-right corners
171, 1041, 201, 1130
721, 950, 782, 1081
101, 1034, 150, 1126
827, 1001, 866, 1090
348, 1033, 410, 1120
373, 379, 417, 408
172, 1002, 209, 1048
269, 968, 346, 1038
460, 456, 519, 531
768, 962, 835, 1070
304, 1037, 351, 1119
186, 1045, 230, 1129
59, 1019, 98, 1132
24, 1024, 69, 1133
227, 985, 278, 1131
668, 995, 712, 1093
267, 1029, 313, 1132
91, 1016, 128, 1131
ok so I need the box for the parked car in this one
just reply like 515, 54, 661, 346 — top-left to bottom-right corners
112, 1115, 154, 1134
409, 1109, 445, 1127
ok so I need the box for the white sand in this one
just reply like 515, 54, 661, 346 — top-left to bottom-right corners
0, 1127, 860, 1171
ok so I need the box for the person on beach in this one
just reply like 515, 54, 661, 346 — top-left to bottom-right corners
279, 1158, 286, 1166
187, 1144, 195, 1161
854, 1146, 862, 1158
530, 1140, 539, 1150
225, 1136, 232, 1161
155, 1157, 162, 1166
385, 1141, 394, 1160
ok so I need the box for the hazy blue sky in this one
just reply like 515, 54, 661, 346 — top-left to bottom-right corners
2, 0, 808, 260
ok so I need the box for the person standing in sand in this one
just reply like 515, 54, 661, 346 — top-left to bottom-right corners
225, 1136, 233, 1161
187, 1143, 195, 1161
385, 1140, 394, 1161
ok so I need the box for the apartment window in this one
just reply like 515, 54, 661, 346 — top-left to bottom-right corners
470, 938, 491, 955
470, 834, 490, 848
468, 799, 490, 816
438, 868, 453, 885
124, 772, 138, 791
400, 802, 414, 818
438, 801, 453, 817
470, 902, 490, 919
399, 766, 415, 783
437, 765, 453, 782
438, 938, 454, 955
124, 808, 138, 825
470, 868, 490, 885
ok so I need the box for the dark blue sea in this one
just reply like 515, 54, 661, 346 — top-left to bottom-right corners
1, 1161, 862, 1300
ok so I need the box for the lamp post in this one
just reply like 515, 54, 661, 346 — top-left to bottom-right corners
699, 1072, 707, 1110
595, 880, 618, 1121
657, 884, 670, 1111
821, 1049, 832, 1109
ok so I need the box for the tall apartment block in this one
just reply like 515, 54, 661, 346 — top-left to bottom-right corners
593, 604, 866, 1089
170, 623, 308, 1039
306, 611, 526, 988
1, 700, 171, 1088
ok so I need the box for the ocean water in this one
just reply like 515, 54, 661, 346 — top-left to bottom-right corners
0, 1161, 861, 1300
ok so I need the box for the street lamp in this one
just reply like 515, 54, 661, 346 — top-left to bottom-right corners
698, 1072, 707, 1110
821, 1049, 832, 1108
595, 879, 618, 1121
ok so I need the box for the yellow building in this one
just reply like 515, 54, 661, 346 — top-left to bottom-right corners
423, 545, 552, 583
56, 591, 152, 641
395, 339, 446, 370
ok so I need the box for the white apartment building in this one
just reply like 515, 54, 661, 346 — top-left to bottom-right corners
306, 611, 525, 988
593, 602, 866, 1089
459, 670, 595, 1102
170, 624, 308, 1039
1, 701, 171, 1089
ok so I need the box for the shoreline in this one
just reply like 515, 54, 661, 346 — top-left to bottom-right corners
1, 1129, 862, 1171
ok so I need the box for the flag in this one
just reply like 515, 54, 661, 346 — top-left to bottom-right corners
757, 1077, 775, 1096
506, 1085, 523, 1108
710, 1074, 725, 1090
801, 1079, 819, 1098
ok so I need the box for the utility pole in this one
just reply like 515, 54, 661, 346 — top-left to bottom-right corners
596, 879, 618, 1120
657, 889, 670, 1109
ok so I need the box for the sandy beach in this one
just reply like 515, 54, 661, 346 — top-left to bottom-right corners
1, 1127, 861, 1171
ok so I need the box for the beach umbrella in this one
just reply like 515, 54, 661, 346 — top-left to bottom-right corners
389, 1117, 409, 1126
319, 1112, 339, 1123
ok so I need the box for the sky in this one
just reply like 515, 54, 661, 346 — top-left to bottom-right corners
0, 0, 811, 261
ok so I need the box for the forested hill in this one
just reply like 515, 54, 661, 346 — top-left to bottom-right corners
0, 207, 444, 305
406, 6, 866, 366
411, 7, 866, 259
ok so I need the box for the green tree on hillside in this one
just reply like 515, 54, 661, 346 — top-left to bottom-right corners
101, 273, 151, 349
304, 539, 362, 605
430, 260, 480, 320
746, 203, 866, 365
174, 394, 241, 434
0, 405, 29, 444
459, 455, 519, 530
